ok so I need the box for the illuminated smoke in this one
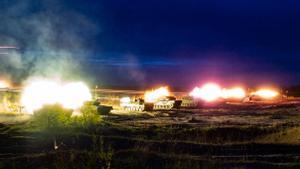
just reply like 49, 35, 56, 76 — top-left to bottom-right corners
0, 0, 98, 84
0, 46, 18, 49
144, 86, 170, 103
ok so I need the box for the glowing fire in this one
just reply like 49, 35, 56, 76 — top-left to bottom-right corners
189, 83, 222, 102
252, 89, 279, 99
20, 80, 61, 113
144, 86, 170, 102
21, 79, 92, 114
0, 80, 10, 88
59, 82, 92, 109
221, 87, 246, 99
120, 97, 131, 103
120, 97, 131, 106
189, 83, 246, 102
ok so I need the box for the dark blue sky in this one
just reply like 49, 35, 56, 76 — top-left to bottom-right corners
1, 0, 300, 88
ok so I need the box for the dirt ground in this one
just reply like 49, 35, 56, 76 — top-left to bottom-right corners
1, 106, 300, 169
110, 105, 300, 128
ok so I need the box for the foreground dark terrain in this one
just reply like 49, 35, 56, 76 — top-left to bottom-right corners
1, 106, 300, 169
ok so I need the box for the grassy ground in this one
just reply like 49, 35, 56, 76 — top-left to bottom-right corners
1, 106, 300, 169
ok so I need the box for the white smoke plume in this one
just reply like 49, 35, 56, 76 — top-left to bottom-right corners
0, 0, 99, 84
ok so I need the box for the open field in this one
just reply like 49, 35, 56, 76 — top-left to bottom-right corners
1, 106, 300, 169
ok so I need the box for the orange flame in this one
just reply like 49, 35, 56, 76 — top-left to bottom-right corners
144, 86, 170, 102
0, 80, 10, 88
252, 89, 279, 99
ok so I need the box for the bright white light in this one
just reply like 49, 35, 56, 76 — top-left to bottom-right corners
221, 87, 246, 99
59, 82, 92, 109
190, 83, 222, 102
21, 80, 62, 113
120, 97, 131, 103
120, 97, 131, 107
189, 87, 201, 98
0, 80, 10, 88
21, 79, 92, 114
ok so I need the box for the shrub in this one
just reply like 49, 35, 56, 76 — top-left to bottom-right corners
31, 104, 73, 131
73, 102, 102, 128
30, 102, 102, 132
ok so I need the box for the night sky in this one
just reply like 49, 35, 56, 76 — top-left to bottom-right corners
1, 0, 300, 88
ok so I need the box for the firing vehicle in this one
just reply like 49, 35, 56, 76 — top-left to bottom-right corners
181, 96, 200, 108
120, 97, 154, 111
120, 96, 182, 111
97, 105, 113, 115
243, 89, 285, 103
0, 89, 24, 113
152, 96, 182, 110
90, 100, 113, 115
181, 96, 227, 108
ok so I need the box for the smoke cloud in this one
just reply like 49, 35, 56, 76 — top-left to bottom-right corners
0, 0, 98, 84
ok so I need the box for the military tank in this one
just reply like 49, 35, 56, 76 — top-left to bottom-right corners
242, 89, 285, 104
180, 96, 200, 108
91, 100, 113, 115
181, 96, 232, 108
120, 96, 182, 111
153, 96, 182, 110
120, 97, 154, 111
